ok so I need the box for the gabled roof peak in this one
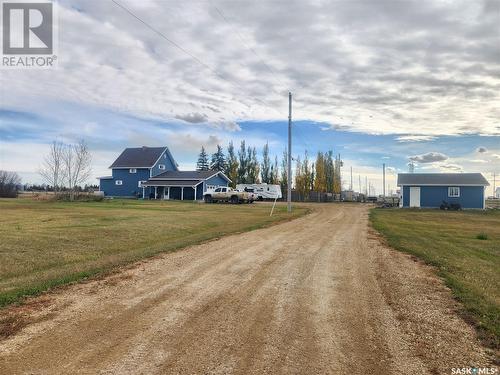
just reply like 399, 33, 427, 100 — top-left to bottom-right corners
109, 146, 169, 168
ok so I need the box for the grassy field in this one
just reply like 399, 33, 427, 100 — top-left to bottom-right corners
0, 199, 307, 308
370, 208, 500, 349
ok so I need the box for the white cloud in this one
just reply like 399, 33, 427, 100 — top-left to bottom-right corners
395, 135, 436, 142
409, 152, 448, 163
1, 0, 499, 136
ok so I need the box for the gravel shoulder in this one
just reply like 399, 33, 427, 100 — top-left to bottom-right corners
0, 204, 493, 374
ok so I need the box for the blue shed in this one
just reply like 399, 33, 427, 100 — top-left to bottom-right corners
98, 146, 230, 200
397, 173, 489, 209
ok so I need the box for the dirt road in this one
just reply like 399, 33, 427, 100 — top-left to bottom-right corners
0, 205, 492, 374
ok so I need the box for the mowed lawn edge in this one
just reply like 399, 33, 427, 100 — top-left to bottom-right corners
370, 208, 500, 350
0, 199, 309, 309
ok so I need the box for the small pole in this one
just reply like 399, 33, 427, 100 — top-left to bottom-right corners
493, 172, 496, 198
270, 195, 278, 216
287, 92, 292, 213
383, 163, 386, 199
350, 166, 353, 191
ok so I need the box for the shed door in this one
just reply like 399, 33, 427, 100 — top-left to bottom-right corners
409, 187, 420, 208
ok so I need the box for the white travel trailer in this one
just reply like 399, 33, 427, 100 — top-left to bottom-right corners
236, 183, 282, 200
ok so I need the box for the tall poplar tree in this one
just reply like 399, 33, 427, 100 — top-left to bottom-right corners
261, 142, 271, 183
226, 141, 238, 188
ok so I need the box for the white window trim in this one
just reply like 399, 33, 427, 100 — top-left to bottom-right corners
158, 164, 166, 170
448, 186, 460, 197
115, 180, 123, 186
129, 168, 137, 173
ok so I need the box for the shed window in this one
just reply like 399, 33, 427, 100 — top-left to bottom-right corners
158, 164, 166, 170
129, 168, 137, 173
448, 187, 460, 197
115, 180, 123, 186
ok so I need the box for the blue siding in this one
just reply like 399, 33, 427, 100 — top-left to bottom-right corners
205, 174, 229, 189
402, 185, 484, 209
100, 168, 150, 197
151, 150, 177, 177
402, 186, 411, 207
196, 184, 204, 200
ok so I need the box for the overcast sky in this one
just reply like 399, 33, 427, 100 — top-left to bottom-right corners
1, 0, 499, 194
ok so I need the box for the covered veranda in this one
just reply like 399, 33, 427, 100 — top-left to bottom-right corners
141, 179, 204, 201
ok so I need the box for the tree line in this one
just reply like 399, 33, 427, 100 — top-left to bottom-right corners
196, 142, 343, 197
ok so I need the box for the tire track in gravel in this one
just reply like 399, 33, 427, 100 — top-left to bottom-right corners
0, 204, 493, 374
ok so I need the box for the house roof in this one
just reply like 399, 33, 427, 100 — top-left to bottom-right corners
142, 179, 202, 187
150, 170, 230, 182
109, 147, 168, 168
397, 173, 489, 186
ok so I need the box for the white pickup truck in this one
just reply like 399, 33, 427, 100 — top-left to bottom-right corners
204, 187, 254, 204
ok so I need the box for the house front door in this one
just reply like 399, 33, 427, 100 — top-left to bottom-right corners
409, 187, 420, 207
164, 187, 170, 200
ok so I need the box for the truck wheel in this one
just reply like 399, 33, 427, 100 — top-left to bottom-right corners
204, 195, 212, 203
231, 196, 238, 204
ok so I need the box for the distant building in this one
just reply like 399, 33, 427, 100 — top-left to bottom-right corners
98, 146, 230, 200
397, 173, 489, 209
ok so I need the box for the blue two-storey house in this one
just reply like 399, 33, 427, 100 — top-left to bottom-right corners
98, 146, 230, 200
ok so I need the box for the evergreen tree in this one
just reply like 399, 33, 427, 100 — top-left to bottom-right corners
237, 141, 248, 183
210, 144, 226, 171
226, 141, 238, 188
196, 146, 209, 171
260, 142, 271, 183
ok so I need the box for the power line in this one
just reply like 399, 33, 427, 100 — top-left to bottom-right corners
210, 2, 287, 94
110, 0, 281, 113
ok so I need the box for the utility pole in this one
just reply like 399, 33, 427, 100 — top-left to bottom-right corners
350, 166, 353, 191
365, 176, 368, 195
382, 163, 386, 198
287, 92, 292, 213
494, 172, 496, 198
358, 175, 361, 193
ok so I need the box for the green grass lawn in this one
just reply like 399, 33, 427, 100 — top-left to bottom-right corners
0, 199, 307, 308
370, 208, 500, 349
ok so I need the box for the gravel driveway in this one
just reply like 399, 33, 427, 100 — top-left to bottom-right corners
0, 204, 492, 374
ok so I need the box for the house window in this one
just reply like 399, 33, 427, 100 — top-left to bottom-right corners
448, 187, 460, 197
138, 181, 146, 188
129, 168, 137, 173
158, 164, 165, 170
115, 180, 123, 186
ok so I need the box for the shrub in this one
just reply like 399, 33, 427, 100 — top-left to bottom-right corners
0, 171, 21, 198
476, 233, 488, 240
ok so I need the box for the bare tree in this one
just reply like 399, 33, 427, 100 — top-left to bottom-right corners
0, 170, 21, 197
39, 141, 64, 192
63, 140, 92, 201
